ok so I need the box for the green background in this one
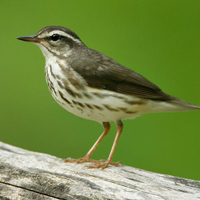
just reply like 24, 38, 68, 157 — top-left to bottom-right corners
1, 1, 200, 180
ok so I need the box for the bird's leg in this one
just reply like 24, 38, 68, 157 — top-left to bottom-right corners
89, 120, 123, 169
64, 122, 110, 164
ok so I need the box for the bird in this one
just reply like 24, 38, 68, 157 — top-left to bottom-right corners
17, 26, 200, 169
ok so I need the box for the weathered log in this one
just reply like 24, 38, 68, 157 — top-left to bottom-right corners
0, 141, 199, 200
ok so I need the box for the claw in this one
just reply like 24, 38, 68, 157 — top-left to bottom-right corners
88, 160, 121, 169
64, 156, 102, 164
64, 157, 121, 169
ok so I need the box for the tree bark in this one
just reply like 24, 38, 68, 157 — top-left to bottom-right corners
0, 141, 199, 200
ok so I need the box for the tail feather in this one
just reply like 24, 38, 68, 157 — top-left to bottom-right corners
169, 97, 200, 111
150, 96, 200, 113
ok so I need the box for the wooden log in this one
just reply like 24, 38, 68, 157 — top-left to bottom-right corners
0, 141, 199, 200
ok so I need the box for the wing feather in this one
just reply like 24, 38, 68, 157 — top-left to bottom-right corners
71, 49, 173, 101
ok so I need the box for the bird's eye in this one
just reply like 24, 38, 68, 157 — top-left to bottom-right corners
51, 34, 60, 41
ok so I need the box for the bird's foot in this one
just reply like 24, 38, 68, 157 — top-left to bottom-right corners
64, 157, 121, 169
64, 156, 101, 164
88, 159, 121, 169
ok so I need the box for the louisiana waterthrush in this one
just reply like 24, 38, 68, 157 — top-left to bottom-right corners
17, 26, 200, 169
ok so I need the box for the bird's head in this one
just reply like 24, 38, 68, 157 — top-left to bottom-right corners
17, 26, 84, 59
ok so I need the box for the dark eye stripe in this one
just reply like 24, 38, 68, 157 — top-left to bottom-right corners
45, 34, 76, 48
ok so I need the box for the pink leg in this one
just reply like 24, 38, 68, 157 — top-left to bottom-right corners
88, 120, 123, 169
64, 122, 110, 164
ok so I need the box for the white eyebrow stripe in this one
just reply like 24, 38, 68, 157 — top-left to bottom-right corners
40, 30, 82, 44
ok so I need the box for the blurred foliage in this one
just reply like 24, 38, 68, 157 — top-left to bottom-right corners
0, 0, 200, 180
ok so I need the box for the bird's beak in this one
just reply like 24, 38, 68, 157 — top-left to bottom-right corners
17, 35, 40, 43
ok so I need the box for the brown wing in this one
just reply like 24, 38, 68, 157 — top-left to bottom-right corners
71, 49, 173, 101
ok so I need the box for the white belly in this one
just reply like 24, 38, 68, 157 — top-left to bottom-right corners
58, 88, 144, 122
